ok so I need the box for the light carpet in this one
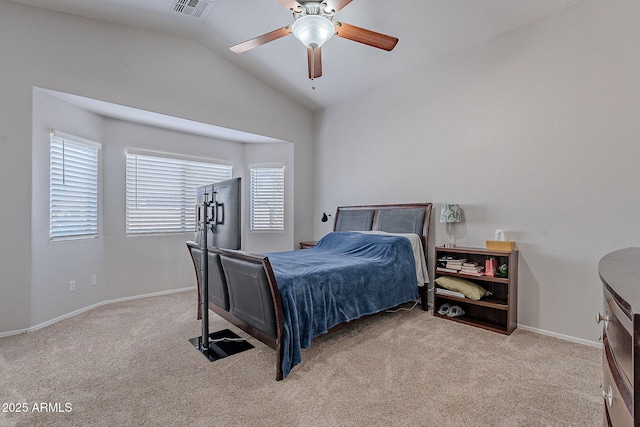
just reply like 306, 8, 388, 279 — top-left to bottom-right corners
0, 290, 602, 426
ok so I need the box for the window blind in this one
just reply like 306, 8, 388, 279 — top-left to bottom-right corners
126, 152, 232, 234
250, 165, 285, 232
49, 131, 101, 241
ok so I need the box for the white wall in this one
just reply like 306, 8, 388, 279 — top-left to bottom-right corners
314, 0, 640, 343
100, 119, 249, 301
0, 0, 313, 334
30, 89, 295, 328
31, 90, 107, 326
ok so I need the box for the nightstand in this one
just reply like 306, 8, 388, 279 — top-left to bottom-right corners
299, 241, 317, 249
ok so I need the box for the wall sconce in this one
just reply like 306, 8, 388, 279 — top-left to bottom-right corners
321, 212, 334, 223
440, 204, 462, 247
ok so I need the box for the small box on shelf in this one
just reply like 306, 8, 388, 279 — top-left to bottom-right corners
486, 240, 515, 251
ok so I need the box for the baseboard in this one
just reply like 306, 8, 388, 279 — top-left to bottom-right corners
0, 286, 196, 339
517, 324, 602, 348
1, 290, 602, 350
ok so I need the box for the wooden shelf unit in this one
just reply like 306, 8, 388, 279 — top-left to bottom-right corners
434, 246, 518, 335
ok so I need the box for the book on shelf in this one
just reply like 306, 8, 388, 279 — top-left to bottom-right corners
436, 267, 460, 273
438, 257, 467, 263
460, 271, 485, 277
437, 257, 467, 273
444, 259, 467, 269
460, 265, 485, 276
436, 287, 466, 299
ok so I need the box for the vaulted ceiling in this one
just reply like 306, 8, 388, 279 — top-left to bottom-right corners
10, 0, 580, 111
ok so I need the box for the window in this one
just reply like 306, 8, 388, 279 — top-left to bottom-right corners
126, 152, 232, 234
250, 164, 285, 232
49, 130, 101, 241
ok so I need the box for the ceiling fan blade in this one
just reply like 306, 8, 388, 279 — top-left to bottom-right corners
334, 22, 398, 51
307, 47, 322, 79
230, 25, 292, 53
323, 0, 353, 13
273, 0, 303, 12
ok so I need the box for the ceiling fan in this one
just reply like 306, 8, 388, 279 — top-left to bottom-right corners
229, 0, 399, 81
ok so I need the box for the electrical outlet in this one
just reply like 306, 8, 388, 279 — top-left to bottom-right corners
69, 280, 76, 292
91, 275, 97, 286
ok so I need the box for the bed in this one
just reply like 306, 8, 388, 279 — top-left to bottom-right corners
186, 203, 432, 380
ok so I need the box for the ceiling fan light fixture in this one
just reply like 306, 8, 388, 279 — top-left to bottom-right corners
292, 15, 335, 49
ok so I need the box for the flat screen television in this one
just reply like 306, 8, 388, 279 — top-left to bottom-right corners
195, 177, 241, 250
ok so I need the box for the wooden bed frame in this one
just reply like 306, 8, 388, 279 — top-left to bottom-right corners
186, 203, 432, 380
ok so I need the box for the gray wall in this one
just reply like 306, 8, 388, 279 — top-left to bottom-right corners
314, 0, 640, 344
0, 0, 313, 334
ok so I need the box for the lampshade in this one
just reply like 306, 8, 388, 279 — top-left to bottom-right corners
292, 15, 335, 49
440, 204, 462, 223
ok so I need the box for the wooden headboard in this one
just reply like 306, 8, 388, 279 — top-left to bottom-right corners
333, 203, 432, 259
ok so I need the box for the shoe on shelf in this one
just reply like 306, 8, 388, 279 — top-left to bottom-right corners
446, 305, 465, 318
437, 303, 451, 316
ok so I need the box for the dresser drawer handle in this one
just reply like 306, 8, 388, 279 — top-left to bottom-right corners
596, 311, 609, 330
601, 384, 613, 408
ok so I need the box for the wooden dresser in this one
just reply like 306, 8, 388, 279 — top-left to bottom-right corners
598, 248, 640, 426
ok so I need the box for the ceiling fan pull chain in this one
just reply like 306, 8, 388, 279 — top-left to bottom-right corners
311, 47, 316, 90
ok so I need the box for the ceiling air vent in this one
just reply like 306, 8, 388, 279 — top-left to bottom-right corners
172, 0, 213, 19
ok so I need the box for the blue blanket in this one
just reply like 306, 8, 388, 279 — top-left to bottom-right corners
266, 231, 418, 377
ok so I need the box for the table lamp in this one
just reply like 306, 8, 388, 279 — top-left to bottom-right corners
440, 204, 462, 247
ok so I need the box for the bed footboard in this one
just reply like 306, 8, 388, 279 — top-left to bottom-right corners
186, 241, 285, 380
